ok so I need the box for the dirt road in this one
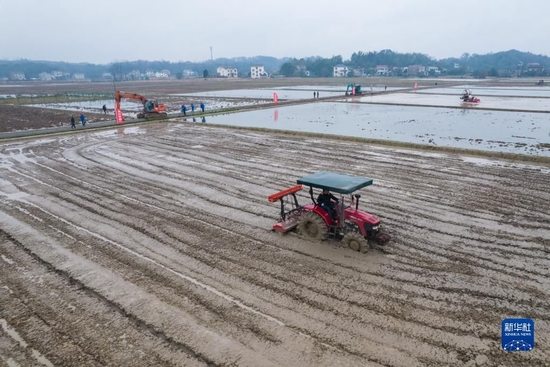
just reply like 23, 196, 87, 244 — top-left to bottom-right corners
1, 123, 549, 366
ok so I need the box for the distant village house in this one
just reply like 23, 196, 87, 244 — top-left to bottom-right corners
376, 65, 389, 76
406, 65, 427, 76
427, 66, 441, 75
10, 72, 26, 81
251, 65, 268, 79
39, 72, 54, 81
154, 70, 170, 79
526, 63, 545, 75
217, 67, 238, 78
333, 64, 349, 77
182, 69, 198, 78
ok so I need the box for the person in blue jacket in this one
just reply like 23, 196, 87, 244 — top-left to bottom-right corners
191, 103, 195, 112
181, 104, 187, 116
200, 102, 205, 113
79, 113, 86, 126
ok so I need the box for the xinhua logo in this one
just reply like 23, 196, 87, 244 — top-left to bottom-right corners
501, 318, 534, 351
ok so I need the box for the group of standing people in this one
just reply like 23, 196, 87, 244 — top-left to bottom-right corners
68, 100, 206, 129
70, 113, 87, 128
181, 102, 205, 116
313, 91, 320, 99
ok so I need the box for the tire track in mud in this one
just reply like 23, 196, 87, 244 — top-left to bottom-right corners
2, 181, 476, 366
7, 137, 550, 318
72, 131, 550, 229
2, 199, 399, 366
3, 207, 375, 367
71, 134, 550, 280
1, 125, 550, 366
2, 197, 472, 366
2, 172, 464, 362
0, 229, 215, 367
5, 134, 550, 306
86, 133, 550, 258
0, 174, 540, 366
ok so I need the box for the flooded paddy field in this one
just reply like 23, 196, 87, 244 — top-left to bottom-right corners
174, 89, 343, 100
270, 85, 409, 92
355, 92, 550, 112
189, 102, 550, 156
415, 86, 550, 98
1, 124, 549, 367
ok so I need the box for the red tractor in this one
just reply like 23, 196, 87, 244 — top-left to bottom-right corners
460, 89, 480, 103
268, 171, 391, 252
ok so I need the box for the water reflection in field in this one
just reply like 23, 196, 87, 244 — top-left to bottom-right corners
197, 102, 550, 156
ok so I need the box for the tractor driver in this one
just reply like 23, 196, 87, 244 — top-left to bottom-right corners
318, 189, 339, 220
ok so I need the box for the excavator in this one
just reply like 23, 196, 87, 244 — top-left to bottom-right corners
114, 91, 167, 119
345, 83, 362, 96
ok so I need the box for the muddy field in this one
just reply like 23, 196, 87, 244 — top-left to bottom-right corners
1, 123, 549, 367
0, 104, 109, 132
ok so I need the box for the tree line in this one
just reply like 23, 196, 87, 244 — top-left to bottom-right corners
279, 49, 550, 77
1, 49, 548, 80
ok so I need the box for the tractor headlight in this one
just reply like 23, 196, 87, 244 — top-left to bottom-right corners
372, 225, 379, 231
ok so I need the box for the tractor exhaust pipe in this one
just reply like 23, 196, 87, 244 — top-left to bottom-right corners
354, 194, 361, 210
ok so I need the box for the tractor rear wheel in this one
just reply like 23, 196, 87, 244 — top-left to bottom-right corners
342, 232, 368, 252
298, 212, 328, 241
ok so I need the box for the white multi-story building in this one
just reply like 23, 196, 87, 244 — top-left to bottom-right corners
217, 67, 238, 78
49, 70, 70, 79
72, 73, 86, 80
333, 64, 349, 77
39, 72, 53, 81
251, 65, 267, 79
9, 72, 26, 81
427, 66, 441, 75
155, 70, 170, 78
376, 65, 389, 76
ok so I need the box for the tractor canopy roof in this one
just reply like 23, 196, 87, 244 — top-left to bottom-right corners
297, 171, 373, 194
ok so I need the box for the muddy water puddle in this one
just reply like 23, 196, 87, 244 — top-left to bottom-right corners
194, 102, 550, 156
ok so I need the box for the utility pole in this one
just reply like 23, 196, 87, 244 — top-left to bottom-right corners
210, 46, 213, 61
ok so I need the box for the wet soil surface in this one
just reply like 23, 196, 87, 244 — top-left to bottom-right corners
1, 123, 549, 366
0, 104, 109, 132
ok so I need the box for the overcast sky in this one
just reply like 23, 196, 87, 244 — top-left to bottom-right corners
1, 0, 548, 64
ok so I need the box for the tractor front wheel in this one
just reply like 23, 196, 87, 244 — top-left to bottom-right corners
298, 212, 328, 241
342, 232, 368, 252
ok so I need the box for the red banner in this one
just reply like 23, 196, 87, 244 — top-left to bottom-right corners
115, 108, 124, 124
273, 92, 278, 104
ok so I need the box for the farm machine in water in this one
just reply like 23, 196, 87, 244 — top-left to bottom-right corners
345, 83, 363, 96
460, 89, 480, 103
115, 91, 168, 119
268, 171, 391, 252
